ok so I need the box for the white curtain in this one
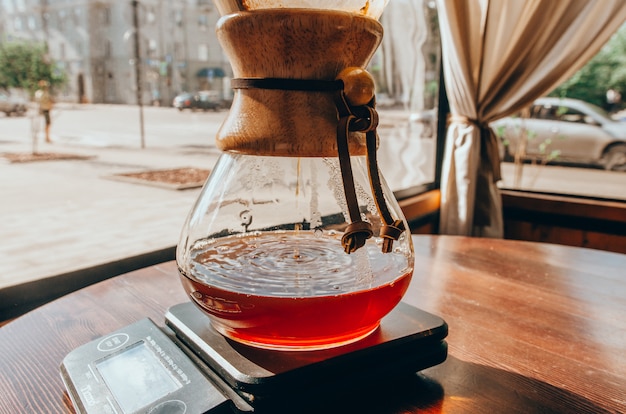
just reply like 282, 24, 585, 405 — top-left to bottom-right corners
381, 0, 428, 109
436, 0, 626, 237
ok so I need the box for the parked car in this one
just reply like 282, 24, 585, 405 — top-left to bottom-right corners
492, 97, 626, 171
173, 91, 223, 111
0, 90, 27, 117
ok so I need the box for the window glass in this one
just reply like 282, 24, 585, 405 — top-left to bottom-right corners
198, 44, 208, 61
147, 7, 156, 24
58, 9, 66, 28
198, 14, 208, 30
497, 100, 626, 201
174, 9, 183, 27
0, 1, 443, 292
73, 8, 81, 26
375, 0, 441, 194
496, 25, 626, 201
13, 15, 22, 30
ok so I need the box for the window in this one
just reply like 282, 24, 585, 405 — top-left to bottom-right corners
58, 9, 67, 28
496, 98, 626, 201
47, 11, 57, 29
375, 1, 442, 197
73, 8, 82, 26
198, 14, 208, 31
1, 0, 625, 325
198, 44, 208, 61
493, 22, 626, 203
148, 39, 157, 58
147, 6, 156, 24
13, 16, 22, 31
174, 9, 183, 27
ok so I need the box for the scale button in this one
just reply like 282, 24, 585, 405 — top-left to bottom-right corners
148, 400, 187, 414
96, 333, 130, 352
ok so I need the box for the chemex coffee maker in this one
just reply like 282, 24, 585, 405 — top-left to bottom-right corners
61, 1, 447, 413
171, 0, 447, 406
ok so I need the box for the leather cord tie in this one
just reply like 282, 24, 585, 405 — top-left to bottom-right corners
334, 90, 374, 253
231, 78, 342, 92
333, 67, 405, 254
231, 74, 404, 254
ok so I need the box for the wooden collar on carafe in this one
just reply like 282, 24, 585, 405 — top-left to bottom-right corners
231, 67, 405, 254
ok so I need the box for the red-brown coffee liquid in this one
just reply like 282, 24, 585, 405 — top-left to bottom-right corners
179, 231, 412, 350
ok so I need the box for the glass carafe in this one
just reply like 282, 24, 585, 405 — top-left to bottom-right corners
177, 0, 413, 351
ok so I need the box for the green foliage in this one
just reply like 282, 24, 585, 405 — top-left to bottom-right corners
0, 41, 66, 95
550, 23, 626, 108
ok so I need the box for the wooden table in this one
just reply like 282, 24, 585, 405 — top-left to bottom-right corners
1, 235, 624, 413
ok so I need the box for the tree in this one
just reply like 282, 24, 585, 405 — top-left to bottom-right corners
549, 23, 626, 109
0, 41, 66, 95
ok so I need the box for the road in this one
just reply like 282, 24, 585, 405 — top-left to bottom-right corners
1, 103, 624, 200
500, 161, 626, 200
0, 103, 227, 149
0, 103, 439, 192
0, 104, 624, 292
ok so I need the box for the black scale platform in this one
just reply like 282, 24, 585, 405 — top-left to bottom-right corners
165, 301, 448, 412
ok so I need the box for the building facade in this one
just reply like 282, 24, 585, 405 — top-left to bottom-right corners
0, 0, 227, 105
1, 0, 439, 108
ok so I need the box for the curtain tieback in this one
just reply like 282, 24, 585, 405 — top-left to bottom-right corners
448, 114, 502, 183
449, 115, 486, 128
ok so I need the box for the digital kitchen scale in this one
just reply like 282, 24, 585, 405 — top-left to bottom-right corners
61, 301, 447, 413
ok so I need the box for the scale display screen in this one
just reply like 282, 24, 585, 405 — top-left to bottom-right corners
96, 342, 181, 413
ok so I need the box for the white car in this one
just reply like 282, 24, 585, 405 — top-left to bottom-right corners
492, 97, 626, 171
0, 90, 27, 117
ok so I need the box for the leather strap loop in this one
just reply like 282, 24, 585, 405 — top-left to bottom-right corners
380, 219, 405, 253
336, 91, 403, 253
350, 105, 378, 132
341, 221, 374, 254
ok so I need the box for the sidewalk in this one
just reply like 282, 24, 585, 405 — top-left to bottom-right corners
0, 135, 220, 295
0, 104, 416, 292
